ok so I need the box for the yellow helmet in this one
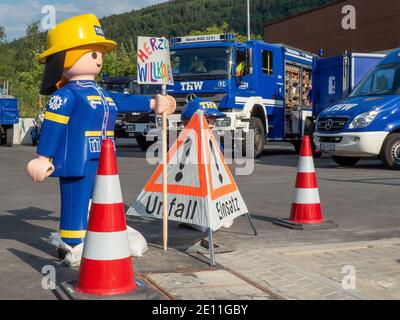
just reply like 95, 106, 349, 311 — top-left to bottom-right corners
38, 13, 117, 64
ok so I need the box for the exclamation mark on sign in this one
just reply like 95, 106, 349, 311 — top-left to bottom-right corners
209, 139, 223, 184
175, 138, 192, 183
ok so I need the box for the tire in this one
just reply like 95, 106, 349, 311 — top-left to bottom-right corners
5, 126, 13, 147
313, 150, 323, 159
243, 117, 265, 159
293, 140, 302, 154
135, 133, 156, 152
380, 133, 400, 170
30, 128, 39, 146
332, 155, 361, 167
0, 126, 4, 146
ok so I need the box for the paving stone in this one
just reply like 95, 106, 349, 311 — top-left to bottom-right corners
206, 239, 400, 300
315, 287, 339, 296
146, 270, 273, 300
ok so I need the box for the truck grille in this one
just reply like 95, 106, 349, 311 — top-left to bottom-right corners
125, 112, 155, 123
317, 117, 349, 132
319, 136, 343, 143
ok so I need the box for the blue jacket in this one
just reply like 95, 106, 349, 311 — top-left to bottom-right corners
37, 80, 151, 177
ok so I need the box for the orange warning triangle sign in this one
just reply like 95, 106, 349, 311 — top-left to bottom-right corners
128, 110, 249, 231
206, 127, 238, 200
142, 111, 238, 198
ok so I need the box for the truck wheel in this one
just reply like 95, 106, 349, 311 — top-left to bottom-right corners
380, 133, 400, 170
293, 140, 302, 154
5, 126, 13, 147
243, 117, 265, 159
332, 155, 360, 167
135, 134, 156, 152
313, 149, 323, 159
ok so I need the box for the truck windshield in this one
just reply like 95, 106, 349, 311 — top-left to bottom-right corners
103, 82, 130, 93
350, 62, 400, 97
139, 84, 161, 95
102, 80, 160, 96
171, 47, 233, 80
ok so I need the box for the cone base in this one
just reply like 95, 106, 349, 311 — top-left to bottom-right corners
55, 279, 165, 300
75, 283, 137, 296
273, 218, 338, 230
76, 257, 136, 296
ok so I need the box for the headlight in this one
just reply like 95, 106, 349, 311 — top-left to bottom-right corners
349, 111, 378, 129
215, 117, 232, 127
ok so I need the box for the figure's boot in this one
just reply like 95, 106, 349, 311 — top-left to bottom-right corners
57, 246, 76, 260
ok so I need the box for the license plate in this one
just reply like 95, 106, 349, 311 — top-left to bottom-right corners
126, 125, 135, 132
128, 133, 135, 137
321, 143, 336, 152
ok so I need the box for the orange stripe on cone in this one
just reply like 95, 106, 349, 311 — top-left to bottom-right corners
87, 203, 127, 232
295, 172, 318, 189
97, 139, 118, 175
76, 258, 135, 296
290, 203, 322, 224
76, 139, 136, 296
300, 135, 313, 157
290, 136, 323, 224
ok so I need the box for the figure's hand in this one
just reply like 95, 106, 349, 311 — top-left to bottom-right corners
27, 156, 55, 182
151, 94, 176, 115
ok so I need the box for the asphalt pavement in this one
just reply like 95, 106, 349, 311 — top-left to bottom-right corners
1, 139, 400, 299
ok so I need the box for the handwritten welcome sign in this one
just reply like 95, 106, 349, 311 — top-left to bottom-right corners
137, 36, 174, 85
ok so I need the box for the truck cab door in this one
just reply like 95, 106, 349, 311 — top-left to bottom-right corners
259, 47, 285, 140
234, 47, 255, 94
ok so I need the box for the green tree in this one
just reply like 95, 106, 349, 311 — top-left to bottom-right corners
189, 22, 232, 36
0, 0, 335, 117
189, 21, 262, 42
235, 33, 263, 43
102, 39, 137, 78
13, 22, 44, 117
0, 25, 6, 43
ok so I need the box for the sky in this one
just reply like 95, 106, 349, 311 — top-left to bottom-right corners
0, 0, 168, 41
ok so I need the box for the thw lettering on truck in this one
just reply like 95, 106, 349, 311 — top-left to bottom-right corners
181, 81, 204, 91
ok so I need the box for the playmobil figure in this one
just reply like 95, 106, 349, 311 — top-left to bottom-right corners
26, 14, 176, 252
180, 98, 234, 231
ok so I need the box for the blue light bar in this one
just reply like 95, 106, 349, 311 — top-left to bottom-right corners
170, 33, 235, 45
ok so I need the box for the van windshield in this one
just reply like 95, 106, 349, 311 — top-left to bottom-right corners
350, 63, 400, 97
171, 47, 233, 81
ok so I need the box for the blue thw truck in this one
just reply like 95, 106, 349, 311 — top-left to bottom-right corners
130, 33, 317, 158
0, 82, 19, 147
168, 34, 317, 158
125, 34, 384, 157
314, 48, 400, 169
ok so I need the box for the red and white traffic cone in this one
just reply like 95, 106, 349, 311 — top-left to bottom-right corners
76, 139, 136, 296
274, 136, 337, 230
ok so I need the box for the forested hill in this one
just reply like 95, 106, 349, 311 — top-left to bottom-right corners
0, 0, 334, 117
100, 0, 334, 45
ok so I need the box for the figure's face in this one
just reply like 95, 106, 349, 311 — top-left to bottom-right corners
63, 50, 104, 80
